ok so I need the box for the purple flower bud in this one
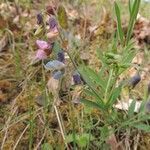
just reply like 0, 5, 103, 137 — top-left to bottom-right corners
129, 73, 141, 88
73, 72, 82, 85
49, 17, 57, 30
37, 13, 43, 25
57, 51, 65, 63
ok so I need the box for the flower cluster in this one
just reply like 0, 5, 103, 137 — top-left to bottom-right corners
35, 9, 82, 104
35, 12, 59, 61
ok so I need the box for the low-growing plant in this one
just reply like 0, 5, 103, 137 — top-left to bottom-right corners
77, 0, 150, 148
32, 0, 150, 149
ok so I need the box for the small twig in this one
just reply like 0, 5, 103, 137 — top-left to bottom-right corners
13, 125, 29, 150
134, 133, 140, 150
34, 130, 46, 150
1, 107, 17, 150
54, 105, 65, 140
0, 107, 44, 133
54, 105, 69, 149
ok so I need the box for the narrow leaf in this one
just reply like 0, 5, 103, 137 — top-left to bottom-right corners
78, 66, 104, 104
107, 86, 121, 108
126, 0, 141, 45
81, 98, 104, 110
128, 99, 136, 117
84, 88, 104, 106
132, 123, 150, 132
114, 2, 124, 43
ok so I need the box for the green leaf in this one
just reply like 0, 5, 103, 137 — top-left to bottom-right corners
82, 66, 106, 91
128, 100, 136, 117
114, 2, 124, 44
84, 89, 103, 104
81, 99, 104, 110
41, 143, 53, 150
52, 41, 61, 56
126, 0, 141, 45
118, 44, 136, 74
129, 0, 134, 15
121, 41, 135, 64
57, 5, 68, 29
139, 100, 147, 113
96, 50, 108, 67
65, 134, 73, 143
100, 126, 110, 140
78, 66, 105, 104
107, 86, 121, 108
132, 123, 150, 132
66, 133, 94, 148
34, 25, 44, 36
138, 114, 150, 122
104, 69, 114, 102
77, 135, 88, 148
77, 133, 94, 148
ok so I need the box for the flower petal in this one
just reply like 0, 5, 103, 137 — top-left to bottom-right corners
37, 13, 43, 25
52, 70, 64, 80
44, 60, 65, 71
73, 71, 82, 85
36, 40, 51, 50
129, 73, 141, 89
46, 28, 59, 41
35, 49, 47, 60
57, 50, 65, 62
49, 17, 57, 29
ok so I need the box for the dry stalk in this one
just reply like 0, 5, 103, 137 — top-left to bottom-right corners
13, 124, 29, 150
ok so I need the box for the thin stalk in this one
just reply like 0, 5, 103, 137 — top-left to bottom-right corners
54, 105, 69, 149
104, 69, 113, 102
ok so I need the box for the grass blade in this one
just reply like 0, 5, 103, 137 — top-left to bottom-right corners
78, 66, 105, 104
114, 2, 124, 44
80, 99, 105, 110
128, 100, 136, 117
126, 0, 141, 45
106, 86, 121, 108
132, 123, 150, 132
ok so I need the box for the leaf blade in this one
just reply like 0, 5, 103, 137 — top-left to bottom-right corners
114, 2, 124, 43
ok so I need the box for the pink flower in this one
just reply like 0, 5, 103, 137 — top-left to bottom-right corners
36, 40, 51, 50
35, 49, 47, 60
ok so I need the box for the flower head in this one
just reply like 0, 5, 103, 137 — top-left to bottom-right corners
57, 50, 65, 63
37, 13, 43, 25
129, 73, 141, 89
49, 17, 57, 30
36, 40, 51, 50
73, 71, 82, 85
35, 49, 47, 60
